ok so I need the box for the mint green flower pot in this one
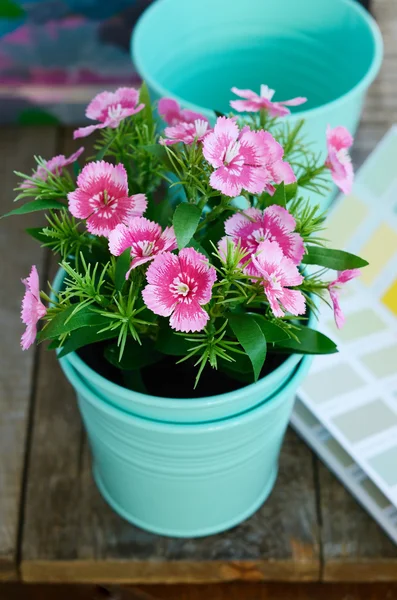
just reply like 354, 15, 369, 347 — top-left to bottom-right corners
132, 0, 383, 208
52, 269, 314, 536
60, 350, 313, 537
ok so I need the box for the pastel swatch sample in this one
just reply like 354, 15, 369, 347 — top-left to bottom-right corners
361, 344, 397, 379
332, 400, 397, 444
328, 308, 387, 342
359, 223, 397, 286
383, 280, 397, 316
369, 446, 397, 487
325, 194, 368, 248
302, 363, 366, 403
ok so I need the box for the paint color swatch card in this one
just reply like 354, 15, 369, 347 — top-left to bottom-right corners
292, 126, 397, 521
291, 400, 397, 544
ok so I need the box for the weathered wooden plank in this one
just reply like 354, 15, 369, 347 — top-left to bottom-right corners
319, 464, 397, 582
0, 127, 58, 581
3, 582, 397, 600
21, 336, 320, 582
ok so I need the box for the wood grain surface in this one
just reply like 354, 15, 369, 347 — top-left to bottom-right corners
0, 127, 58, 581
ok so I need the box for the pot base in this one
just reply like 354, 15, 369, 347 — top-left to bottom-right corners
93, 464, 278, 538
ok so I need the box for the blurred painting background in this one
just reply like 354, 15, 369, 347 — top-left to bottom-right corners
0, 0, 153, 124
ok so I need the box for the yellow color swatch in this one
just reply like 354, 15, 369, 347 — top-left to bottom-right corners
326, 195, 368, 248
382, 279, 397, 316
359, 223, 397, 286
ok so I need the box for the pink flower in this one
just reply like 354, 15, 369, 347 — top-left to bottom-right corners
21, 147, 84, 189
230, 85, 307, 117
252, 240, 306, 318
20, 265, 47, 350
160, 119, 210, 146
108, 217, 177, 277
203, 117, 295, 197
142, 248, 217, 333
158, 97, 207, 126
224, 205, 304, 274
68, 161, 147, 236
325, 125, 354, 195
328, 269, 360, 329
74, 87, 144, 139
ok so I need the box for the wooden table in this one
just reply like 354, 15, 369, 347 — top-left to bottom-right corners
1, 2, 397, 598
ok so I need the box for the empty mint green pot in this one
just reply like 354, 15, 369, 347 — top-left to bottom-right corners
132, 0, 383, 207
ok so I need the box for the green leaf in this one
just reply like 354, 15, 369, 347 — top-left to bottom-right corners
302, 246, 368, 270
269, 182, 286, 207
26, 227, 50, 244
275, 327, 338, 355
214, 110, 227, 118
218, 355, 254, 383
247, 313, 290, 343
2, 199, 66, 218
105, 338, 161, 370
47, 339, 62, 350
155, 327, 190, 356
0, 0, 24, 17
139, 82, 154, 131
39, 305, 109, 341
57, 326, 117, 358
228, 313, 267, 381
285, 182, 297, 201
72, 160, 81, 178
115, 248, 131, 292
173, 203, 202, 249
96, 138, 114, 161
121, 369, 148, 393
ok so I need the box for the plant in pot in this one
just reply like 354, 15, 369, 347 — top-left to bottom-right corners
4, 83, 368, 537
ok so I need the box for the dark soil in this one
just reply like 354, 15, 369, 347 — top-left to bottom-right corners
77, 343, 288, 399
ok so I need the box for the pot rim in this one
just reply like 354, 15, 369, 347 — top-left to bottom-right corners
62, 351, 313, 433
131, 0, 383, 122
52, 267, 314, 408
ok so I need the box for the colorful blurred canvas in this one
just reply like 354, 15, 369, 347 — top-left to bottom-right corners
0, 0, 153, 124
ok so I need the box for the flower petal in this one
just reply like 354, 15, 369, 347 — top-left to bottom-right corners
329, 288, 345, 329
178, 248, 217, 305
209, 166, 243, 197
224, 209, 261, 237
169, 300, 209, 332
231, 87, 258, 100
278, 288, 306, 316
142, 284, 176, 317
73, 123, 106, 139
108, 223, 133, 256
269, 159, 296, 185
281, 96, 307, 106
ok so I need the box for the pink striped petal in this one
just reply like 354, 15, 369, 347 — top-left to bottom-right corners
169, 300, 209, 333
